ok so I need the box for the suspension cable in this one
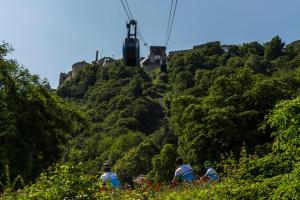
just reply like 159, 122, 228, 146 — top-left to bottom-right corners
165, 0, 178, 49
120, 0, 148, 46
124, 0, 148, 46
120, 0, 178, 48
165, 0, 174, 46
120, 0, 131, 21
124, 0, 134, 20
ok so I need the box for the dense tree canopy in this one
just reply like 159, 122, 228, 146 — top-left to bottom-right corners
54, 36, 300, 180
2, 37, 300, 199
0, 43, 87, 187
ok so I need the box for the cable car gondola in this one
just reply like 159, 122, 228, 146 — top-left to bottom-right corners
161, 60, 167, 72
123, 20, 140, 66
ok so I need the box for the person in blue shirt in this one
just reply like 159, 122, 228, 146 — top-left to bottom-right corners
201, 161, 219, 182
172, 157, 195, 184
100, 162, 121, 188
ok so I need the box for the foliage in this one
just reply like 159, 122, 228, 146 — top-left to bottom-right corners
1, 163, 99, 200
3, 36, 300, 199
149, 144, 178, 182
114, 140, 159, 184
0, 45, 86, 186
264, 36, 285, 60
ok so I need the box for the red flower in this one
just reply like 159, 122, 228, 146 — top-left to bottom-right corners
155, 181, 162, 191
146, 180, 153, 187
99, 186, 106, 192
171, 180, 177, 188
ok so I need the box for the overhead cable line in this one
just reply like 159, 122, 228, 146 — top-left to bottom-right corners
165, 0, 174, 46
165, 0, 178, 48
120, 0, 148, 46
124, 0, 134, 20
124, 0, 148, 46
120, 0, 131, 20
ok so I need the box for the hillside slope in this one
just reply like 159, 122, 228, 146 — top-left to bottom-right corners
2, 36, 300, 199
56, 36, 300, 181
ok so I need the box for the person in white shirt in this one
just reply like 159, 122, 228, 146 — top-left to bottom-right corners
172, 157, 195, 184
100, 162, 121, 188
201, 161, 219, 181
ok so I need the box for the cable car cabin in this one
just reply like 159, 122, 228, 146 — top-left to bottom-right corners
161, 61, 167, 72
123, 20, 140, 66
123, 38, 140, 66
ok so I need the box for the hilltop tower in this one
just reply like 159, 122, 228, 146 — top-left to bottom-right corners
141, 46, 166, 72
71, 61, 89, 78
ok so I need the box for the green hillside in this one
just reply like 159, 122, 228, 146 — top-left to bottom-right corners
1, 36, 300, 199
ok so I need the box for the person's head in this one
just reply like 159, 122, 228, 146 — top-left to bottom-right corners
103, 162, 111, 172
176, 157, 184, 166
204, 161, 212, 169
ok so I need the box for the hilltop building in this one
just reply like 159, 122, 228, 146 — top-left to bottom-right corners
92, 50, 115, 66
71, 61, 89, 78
139, 42, 221, 73
59, 42, 221, 87
141, 46, 167, 72
58, 51, 116, 87
58, 60, 89, 86
94, 57, 115, 67
59, 72, 71, 86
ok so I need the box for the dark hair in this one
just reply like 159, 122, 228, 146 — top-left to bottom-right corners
176, 157, 183, 166
103, 162, 111, 172
104, 166, 111, 172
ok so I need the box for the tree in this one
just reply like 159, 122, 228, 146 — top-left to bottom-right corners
264, 36, 285, 60
243, 78, 292, 115
0, 43, 86, 183
174, 71, 194, 92
109, 132, 145, 163
0, 42, 13, 59
241, 42, 264, 57
114, 141, 159, 184
224, 45, 241, 57
245, 55, 267, 73
150, 144, 177, 182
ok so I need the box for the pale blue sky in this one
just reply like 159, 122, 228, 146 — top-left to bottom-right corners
0, 0, 299, 88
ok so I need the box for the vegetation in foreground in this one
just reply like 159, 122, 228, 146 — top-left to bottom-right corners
1, 37, 300, 199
